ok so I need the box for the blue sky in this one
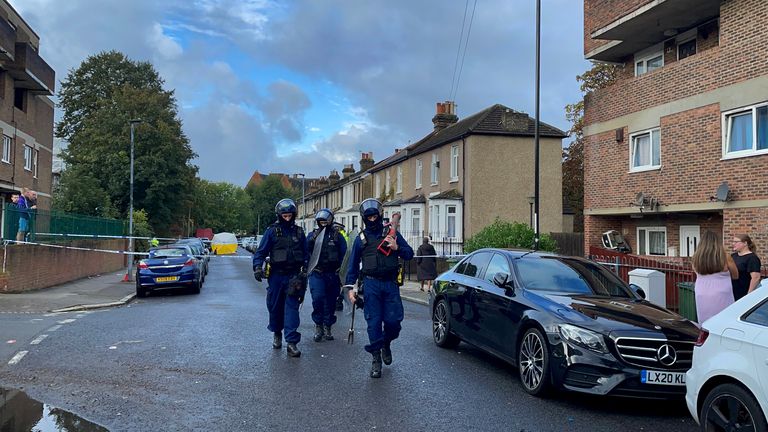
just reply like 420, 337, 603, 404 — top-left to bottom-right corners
15, 0, 590, 185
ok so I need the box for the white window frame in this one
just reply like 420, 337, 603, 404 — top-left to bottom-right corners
722, 102, 768, 159
676, 32, 697, 61
634, 44, 664, 77
431, 153, 439, 185
2, 135, 10, 163
629, 128, 661, 172
446, 205, 457, 238
33, 149, 39, 178
637, 227, 667, 256
385, 170, 391, 195
411, 208, 421, 235
415, 159, 422, 189
375, 174, 381, 197
23, 144, 32, 171
450, 145, 459, 182
396, 165, 402, 193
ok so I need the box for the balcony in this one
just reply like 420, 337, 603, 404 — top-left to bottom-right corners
8, 42, 54, 95
0, 19, 15, 64
587, 0, 720, 62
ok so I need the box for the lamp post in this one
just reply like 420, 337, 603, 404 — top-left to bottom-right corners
527, 195, 535, 228
295, 173, 306, 229
126, 119, 142, 282
533, 0, 541, 250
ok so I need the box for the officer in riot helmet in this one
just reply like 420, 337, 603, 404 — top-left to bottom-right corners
306, 208, 347, 342
345, 198, 413, 378
253, 198, 308, 358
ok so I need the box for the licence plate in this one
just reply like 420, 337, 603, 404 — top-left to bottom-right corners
641, 370, 686, 386
155, 276, 179, 283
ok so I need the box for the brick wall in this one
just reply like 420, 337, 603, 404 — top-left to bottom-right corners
723, 207, 768, 255
0, 239, 127, 293
584, 0, 653, 54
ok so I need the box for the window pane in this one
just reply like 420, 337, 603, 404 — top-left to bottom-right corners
636, 62, 645, 75
728, 112, 753, 152
678, 39, 696, 60
758, 106, 768, 150
639, 229, 647, 255
652, 130, 661, 166
447, 215, 456, 237
647, 55, 663, 71
744, 299, 768, 327
633, 134, 650, 167
465, 252, 491, 278
649, 231, 666, 255
484, 254, 510, 284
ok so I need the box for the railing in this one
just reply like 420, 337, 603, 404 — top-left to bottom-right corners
3, 203, 126, 242
401, 230, 464, 256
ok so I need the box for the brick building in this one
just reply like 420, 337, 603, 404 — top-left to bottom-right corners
583, 0, 768, 259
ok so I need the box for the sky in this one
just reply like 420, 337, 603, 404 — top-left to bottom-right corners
14, 0, 590, 186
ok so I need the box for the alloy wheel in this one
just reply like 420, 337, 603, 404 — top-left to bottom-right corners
520, 332, 544, 391
705, 393, 757, 432
433, 302, 448, 343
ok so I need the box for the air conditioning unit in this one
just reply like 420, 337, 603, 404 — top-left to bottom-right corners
602, 230, 631, 253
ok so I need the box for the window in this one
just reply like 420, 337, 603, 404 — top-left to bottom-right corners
385, 170, 391, 195
447, 206, 457, 238
431, 205, 440, 238
743, 299, 768, 327
415, 159, 422, 189
431, 153, 439, 185
2, 135, 10, 163
514, 257, 632, 297
450, 145, 459, 181
637, 227, 667, 256
411, 208, 421, 235
484, 253, 511, 284
375, 175, 381, 197
723, 103, 768, 156
635, 48, 663, 76
33, 149, 38, 178
630, 128, 661, 171
23, 145, 32, 171
396, 166, 402, 193
463, 252, 492, 279
14, 88, 26, 111
678, 38, 696, 60
352, 215, 358, 230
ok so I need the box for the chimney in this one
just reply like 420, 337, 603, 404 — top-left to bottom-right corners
359, 152, 375, 172
342, 164, 355, 178
432, 101, 458, 131
329, 170, 340, 183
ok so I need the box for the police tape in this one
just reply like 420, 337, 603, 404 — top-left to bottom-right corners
34, 233, 179, 241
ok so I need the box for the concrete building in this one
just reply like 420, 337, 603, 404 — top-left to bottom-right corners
583, 0, 768, 258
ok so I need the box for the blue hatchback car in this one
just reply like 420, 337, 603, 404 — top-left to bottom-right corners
136, 245, 203, 297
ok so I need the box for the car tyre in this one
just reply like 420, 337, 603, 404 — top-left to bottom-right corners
432, 299, 460, 348
518, 327, 551, 397
136, 283, 148, 298
191, 277, 202, 294
700, 383, 767, 432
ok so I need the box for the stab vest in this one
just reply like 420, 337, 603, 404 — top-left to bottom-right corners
269, 224, 304, 270
313, 227, 342, 270
360, 228, 399, 279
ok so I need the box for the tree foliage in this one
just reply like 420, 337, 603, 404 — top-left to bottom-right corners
191, 179, 253, 234
54, 51, 197, 235
563, 62, 620, 232
246, 176, 299, 235
464, 218, 557, 253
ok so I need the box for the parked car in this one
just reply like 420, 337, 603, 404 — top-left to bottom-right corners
136, 245, 203, 297
685, 285, 768, 431
430, 249, 699, 398
241, 236, 255, 252
176, 238, 209, 276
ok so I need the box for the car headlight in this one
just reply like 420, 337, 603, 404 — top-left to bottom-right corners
558, 324, 608, 353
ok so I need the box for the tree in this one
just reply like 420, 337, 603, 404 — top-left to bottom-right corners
563, 62, 619, 232
55, 51, 197, 235
246, 176, 299, 234
464, 218, 557, 253
191, 179, 253, 234
52, 167, 117, 218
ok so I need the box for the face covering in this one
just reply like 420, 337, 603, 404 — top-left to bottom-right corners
363, 214, 382, 231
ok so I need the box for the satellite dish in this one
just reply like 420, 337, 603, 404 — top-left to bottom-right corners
634, 192, 646, 206
715, 182, 731, 202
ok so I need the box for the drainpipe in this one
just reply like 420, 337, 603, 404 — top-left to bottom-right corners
461, 136, 466, 250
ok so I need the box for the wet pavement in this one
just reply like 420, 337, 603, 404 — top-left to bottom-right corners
1, 386, 107, 431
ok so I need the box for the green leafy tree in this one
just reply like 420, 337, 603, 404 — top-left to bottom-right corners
131, 209, 154, 252
246, 176, 299, 235
52, 167, 117, 218
191, 179, 253, 234
55, 51, 197, 235
563, 62, 619, 232
464, 218, 557, 253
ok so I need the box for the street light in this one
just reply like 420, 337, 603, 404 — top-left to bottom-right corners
533, 0, 541, 250
126, 118, 143, 282
527, 195, 535, 228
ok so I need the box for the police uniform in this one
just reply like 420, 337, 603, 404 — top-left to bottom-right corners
307, 210, 347, 342
253, 199, 308, 357
345, 199, 413, 377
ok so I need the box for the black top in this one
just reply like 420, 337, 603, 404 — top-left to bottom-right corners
732, 252, 762, 301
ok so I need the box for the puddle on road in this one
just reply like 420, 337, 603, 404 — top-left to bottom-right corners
0, 387, 108, 431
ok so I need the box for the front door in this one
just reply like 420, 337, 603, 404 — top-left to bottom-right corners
679, 225, 700, 258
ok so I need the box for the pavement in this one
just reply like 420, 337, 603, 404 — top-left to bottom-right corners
0, 267, 430, 314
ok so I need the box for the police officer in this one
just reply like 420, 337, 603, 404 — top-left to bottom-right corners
306, 208, 347, 342
345, 199, 413, 378
253, 198, 308, 358
150, 237, 159, 248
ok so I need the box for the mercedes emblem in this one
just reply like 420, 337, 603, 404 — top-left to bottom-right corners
656, 344, 677, 366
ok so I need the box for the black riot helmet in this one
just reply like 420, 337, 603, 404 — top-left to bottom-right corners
315, 208, 334, 225
275, 198, 297, 222
359, 198, 383, 228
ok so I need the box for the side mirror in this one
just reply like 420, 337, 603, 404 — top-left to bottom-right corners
629, 283, 646, 299
493, 272, 515, 296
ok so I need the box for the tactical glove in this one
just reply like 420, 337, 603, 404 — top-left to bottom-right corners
253, 267, 264, 282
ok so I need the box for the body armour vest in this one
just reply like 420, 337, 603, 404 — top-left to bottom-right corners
313, 228, 341, 270
360, 231, 399, 278
270, 224, 304, 270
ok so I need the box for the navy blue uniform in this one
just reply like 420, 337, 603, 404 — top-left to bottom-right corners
345, 224, 413, 353
307, 226, 347, 327
253, 223, 308, 344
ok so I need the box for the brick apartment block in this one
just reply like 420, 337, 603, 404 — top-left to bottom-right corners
583, 0, 768, 260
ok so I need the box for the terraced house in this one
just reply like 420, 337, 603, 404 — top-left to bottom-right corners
583, 0, 768, 258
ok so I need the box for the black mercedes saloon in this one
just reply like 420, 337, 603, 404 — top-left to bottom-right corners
430, 249, 699, 398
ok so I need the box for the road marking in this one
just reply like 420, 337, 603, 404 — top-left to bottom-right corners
30, 335, 48, 345
8, 351, 28, 365
57, 319, 76, 324
47, 325, 62, 332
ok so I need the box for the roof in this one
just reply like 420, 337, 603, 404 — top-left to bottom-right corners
429, 189, 463, 200
402, 194, 426, 204
383, 198, 404, 207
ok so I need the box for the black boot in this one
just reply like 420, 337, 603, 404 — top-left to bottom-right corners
335, 296, 344, 311
370, 350, 382, 378
287, 343, 301, 357
381, 343, 392, 365
272, 332, 282, 349
313, 324, 324, 342
323, 325, 334, 341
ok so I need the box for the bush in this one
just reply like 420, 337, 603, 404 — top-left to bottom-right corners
464, 218, 557, 253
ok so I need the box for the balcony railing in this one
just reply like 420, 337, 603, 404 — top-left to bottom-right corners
9, 42, 55, 95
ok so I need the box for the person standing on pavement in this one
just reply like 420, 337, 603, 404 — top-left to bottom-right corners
306, 208, 347, 342
731, 234, 762, 300
416, 236, 437, 292
692, 230, 738, 323
253, 198, 308, 358
345, 198, 413, 378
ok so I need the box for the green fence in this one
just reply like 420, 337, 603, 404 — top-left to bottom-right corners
3, 203, 127, 242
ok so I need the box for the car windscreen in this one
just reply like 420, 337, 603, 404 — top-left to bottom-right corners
150, 248, 188, 258
514, 256, 634, 298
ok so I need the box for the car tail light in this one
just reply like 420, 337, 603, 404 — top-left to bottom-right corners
695, 328, 709, 347
138, 261, 148, 269
183, 258, 196, 267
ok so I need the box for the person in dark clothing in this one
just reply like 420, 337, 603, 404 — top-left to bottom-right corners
306, 208, 347, 342
416, 236, 438, 292
345, 198, 413, 378
731, 234, 762, 300
253, 198, 308, 357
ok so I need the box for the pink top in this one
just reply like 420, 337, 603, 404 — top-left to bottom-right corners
695, 271, 735, 324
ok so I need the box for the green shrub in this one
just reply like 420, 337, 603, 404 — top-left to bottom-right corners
464, 218, 558, 253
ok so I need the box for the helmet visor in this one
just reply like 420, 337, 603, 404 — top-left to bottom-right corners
315, 209, 333, 222
360, 199, 382, 218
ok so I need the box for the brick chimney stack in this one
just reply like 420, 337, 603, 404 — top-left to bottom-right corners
432, 101, 458, 131
342, 164, 355, 178
329, 170, 340, 183
359, 152, 375, 172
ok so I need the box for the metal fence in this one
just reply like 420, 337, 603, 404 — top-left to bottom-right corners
3, 203, 127, 242
401, 230, 464, 256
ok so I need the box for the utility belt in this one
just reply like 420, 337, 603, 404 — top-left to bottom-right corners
268, 263, 301, 276
363, 264, 404, 286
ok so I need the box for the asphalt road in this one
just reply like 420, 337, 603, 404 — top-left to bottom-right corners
0, 251, 699, 432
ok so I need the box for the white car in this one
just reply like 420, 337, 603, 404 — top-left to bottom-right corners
685, 282, 768, 430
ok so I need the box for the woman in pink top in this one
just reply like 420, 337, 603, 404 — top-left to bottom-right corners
692, 230, 739, 324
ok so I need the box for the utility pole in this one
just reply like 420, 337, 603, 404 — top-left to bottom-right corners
126, 119, 142, 281
533, 0, 541, 250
